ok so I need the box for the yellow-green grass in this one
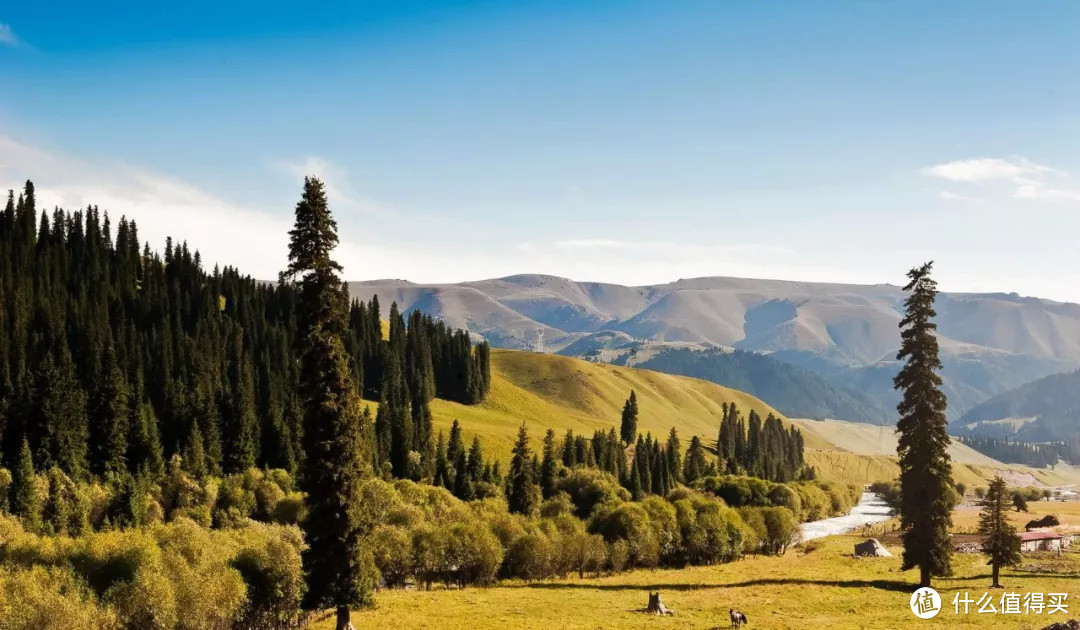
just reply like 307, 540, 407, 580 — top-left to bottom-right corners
320, 535, 1080, 629
794, 418, 1080, 488
413, 349, 786, 462
952, 499, 1080, 533
362, 349, 1080, 489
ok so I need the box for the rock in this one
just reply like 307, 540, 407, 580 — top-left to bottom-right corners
854, 538, 893, 557
1041, 620, 1080, 630
644, 592, 674, 615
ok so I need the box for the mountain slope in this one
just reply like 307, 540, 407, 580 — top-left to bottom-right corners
357, 348, 1080, 487
954, 370, 1080, 441
621, 347, 895, 424
402, 348, 789, 462
790, 418, 1080, 487
349, 274, 1080, 420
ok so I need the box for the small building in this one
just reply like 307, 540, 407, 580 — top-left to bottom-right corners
1019, 531, 1062, 553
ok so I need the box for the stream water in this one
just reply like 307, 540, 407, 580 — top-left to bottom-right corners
799, 492, 894, 541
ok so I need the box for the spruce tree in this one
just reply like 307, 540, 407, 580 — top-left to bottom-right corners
620, 390, 638, 444
978, 476, 1021, 588
446, 419, 464, 478
666, 427, 682, 484
91, 344, 129, 476
433, 431, 451, 489
11, 439, 40, 532
507, 423, 540, 515
894, 262, 954, 587
385, 303, 412, 479
683, 435, 707, 484
540, 428, 558, 499
288, 177, 372, 628
224, 329, 258, 473
466, 437, 484, 484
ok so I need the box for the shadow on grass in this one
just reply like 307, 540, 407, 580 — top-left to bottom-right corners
515, 577, 920, 593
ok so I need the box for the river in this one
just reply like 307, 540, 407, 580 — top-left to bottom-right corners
799, 492, 894, 541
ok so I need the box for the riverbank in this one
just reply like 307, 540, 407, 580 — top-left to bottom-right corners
800, 491, 894, 541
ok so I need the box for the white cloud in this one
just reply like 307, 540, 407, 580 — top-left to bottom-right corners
937, 191, 977, 202
0, 24, 20, 47
921, 157, 1061, 183
922, 156, 1080, 205
1014, 184, 1080, 203
276, 156, 390, 216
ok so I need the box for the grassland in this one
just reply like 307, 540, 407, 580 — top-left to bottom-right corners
952, 499, 1080, 533
368, 349, 1080, 488
792, 418, 1080, 487
416, 349, 785, 461
321, 532, 1080, 629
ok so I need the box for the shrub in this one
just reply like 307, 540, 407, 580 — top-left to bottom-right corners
590, 502, 660, 568
0, 565, 117, 630
759, 506, 799, 555
370, 525, 413, 587
505, 533, 554, 581
231, 527, 305, 630
443, 521, 502, 587
552, 468, 628, 518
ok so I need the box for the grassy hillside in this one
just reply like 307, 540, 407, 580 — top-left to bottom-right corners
364, 348, 1080, 489
410, 349, 785, 461
625, 347, 894, 424
792, 418, 1080, 487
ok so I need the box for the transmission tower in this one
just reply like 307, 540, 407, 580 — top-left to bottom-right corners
535, 327, 544, 353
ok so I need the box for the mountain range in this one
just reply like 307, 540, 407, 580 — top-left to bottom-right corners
954, 370, 1080, 442
349, 274, 1080, 422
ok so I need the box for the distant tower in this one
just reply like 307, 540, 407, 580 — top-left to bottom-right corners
535, 327, 544, 353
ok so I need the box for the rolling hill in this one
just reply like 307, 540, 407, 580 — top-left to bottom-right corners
619, 347, 895, 424
349, 274, 1080, 420
365, 348, 1080, 487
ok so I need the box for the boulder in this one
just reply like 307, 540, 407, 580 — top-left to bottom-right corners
854, 538, 892, 557
1041, 620, 1080, 630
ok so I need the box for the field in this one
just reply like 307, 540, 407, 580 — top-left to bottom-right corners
792, 418, 1080, 488
952, 499, 1080, 533
321, 533, 1080, 629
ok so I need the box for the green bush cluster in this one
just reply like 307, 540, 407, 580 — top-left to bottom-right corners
0, 515, 304, 630
695, 474, 859, 522
4, 455, 304, 536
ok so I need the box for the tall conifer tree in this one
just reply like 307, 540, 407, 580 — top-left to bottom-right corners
620, 390, 638, 444
288, 177, 372, 629
894, 262, 953, 587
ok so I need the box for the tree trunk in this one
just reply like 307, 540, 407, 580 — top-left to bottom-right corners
919, 565, 931, 588
991, 563, 1000, 589
335, 605, 354, 630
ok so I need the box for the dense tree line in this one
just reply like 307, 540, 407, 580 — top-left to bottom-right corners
0, 181, 489, 489
716, 403, 805, 482
956, 435, 1067, 468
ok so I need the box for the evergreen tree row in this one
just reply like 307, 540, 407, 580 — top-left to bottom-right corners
956, 435, 1067, 469
0, 180, 490, 484
716, 403, 804, 482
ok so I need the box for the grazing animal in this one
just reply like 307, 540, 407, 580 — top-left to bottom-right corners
729, 609, 748, 628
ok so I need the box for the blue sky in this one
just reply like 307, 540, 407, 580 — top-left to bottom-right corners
2, 1, 1080, 299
